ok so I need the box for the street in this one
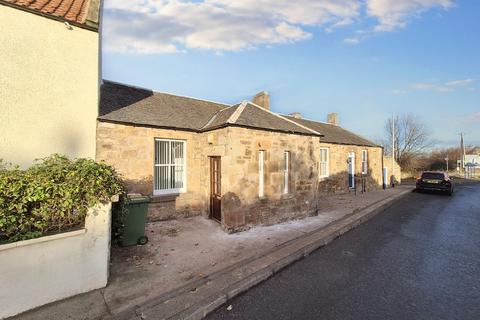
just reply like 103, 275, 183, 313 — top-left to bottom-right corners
207, 183, 480, 320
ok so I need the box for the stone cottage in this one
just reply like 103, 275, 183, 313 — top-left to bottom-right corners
97, 81, 384, 232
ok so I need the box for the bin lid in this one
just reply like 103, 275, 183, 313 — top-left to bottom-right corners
126, 193, 151, 204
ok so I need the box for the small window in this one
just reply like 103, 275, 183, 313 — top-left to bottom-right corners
319, 148, 329, 178
283, 151, 290, 194
259, 150, 265, 198
361, 150, 368, 175
154, 139, 186, 195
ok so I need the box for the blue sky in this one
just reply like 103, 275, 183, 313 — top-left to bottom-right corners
102, 0, 479, 148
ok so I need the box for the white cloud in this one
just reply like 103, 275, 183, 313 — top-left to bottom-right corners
103, 0, 360, 54
411, 78, 474, 93
366, 0, 453, 32
343, 37, 360, 44
445, 78, 473, 86
102, 0, 457, 54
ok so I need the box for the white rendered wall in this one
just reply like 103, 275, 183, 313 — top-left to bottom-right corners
0, 203, 111, 319
0, 5, 99, 168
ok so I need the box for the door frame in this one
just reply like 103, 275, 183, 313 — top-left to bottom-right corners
383, 167, 388, 187
348, 152, 355, 189
209, 156, 221, 222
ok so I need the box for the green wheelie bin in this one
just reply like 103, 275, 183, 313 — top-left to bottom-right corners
120, 195, 151, 247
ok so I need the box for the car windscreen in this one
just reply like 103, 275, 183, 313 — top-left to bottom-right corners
421, 172, 444, 180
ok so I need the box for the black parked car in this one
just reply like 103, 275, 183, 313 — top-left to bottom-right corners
416, 171, 453, 195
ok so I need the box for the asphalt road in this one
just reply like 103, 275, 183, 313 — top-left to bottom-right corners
207, 183, 480, 320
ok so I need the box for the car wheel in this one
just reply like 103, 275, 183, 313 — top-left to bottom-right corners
137, 235, 149, 245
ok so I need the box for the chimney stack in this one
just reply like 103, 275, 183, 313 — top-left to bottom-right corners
327, 113, 339, 126
252, 91, 270, 111
289, 112, 302, 119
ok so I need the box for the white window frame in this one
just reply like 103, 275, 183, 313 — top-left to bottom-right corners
348, 152, 355, 189
283, 151, 290, 194
153, 138, 187, 196
259, 150, 265, 198
319, 148, 329, 178
361, 150, 368, 175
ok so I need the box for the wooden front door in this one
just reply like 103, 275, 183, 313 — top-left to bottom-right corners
210, 157, 221, 222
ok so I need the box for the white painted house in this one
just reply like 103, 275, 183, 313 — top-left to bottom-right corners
0, 0, 101, 168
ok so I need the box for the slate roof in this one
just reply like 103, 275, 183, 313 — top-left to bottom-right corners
283, 115, 379, 147
100, 81, 319, 136
99, 81, 228, 131
235, 103, 317, 135
201, 105, 240, 130
0, 0, 100, 30
99, 80, 378, 146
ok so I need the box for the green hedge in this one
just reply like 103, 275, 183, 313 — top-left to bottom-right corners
0, 155, 124, 244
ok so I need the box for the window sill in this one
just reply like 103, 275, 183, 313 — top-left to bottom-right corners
281, 193, 295, 200
151, 194, 180, 203
153, 188, 185, 196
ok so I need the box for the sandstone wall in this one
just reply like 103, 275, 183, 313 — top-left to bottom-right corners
96, 121, 230, 221
318, 143, 384, 194
383, 156, 402, 185
220, 127, 319, 232
96, 121, 384, 232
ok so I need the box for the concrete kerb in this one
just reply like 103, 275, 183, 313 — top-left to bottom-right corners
125, 188, 412, 320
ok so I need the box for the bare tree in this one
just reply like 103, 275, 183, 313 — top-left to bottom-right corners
420, 146, 478, 171
382, 114, 431, 170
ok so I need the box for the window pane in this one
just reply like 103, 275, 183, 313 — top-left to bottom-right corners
154, 165, 169, 190
284, 151, 289, 194
259, 151, 264, 197
156, 140, 169, 165
171, 141, 184, 164
154, 166, 160, 190
172, 165, 184, 189
154, 140, 185, 192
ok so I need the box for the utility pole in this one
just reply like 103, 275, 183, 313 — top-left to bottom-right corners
460, 133, 466, 176
391, 116, 395, 187
445, 155, 449, 172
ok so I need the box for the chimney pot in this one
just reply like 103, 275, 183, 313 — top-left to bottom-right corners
327, 113, 339, 126
289, 112, 302, 119
252, 91, 270, 111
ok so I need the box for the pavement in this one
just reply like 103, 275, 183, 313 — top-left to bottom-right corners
10, 186, 412, 320
207, 182, 480, 320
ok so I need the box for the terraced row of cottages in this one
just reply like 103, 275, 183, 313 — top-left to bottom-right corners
97, 81, 391, 232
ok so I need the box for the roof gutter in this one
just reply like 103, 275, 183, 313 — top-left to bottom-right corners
97, 118, 200, 133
